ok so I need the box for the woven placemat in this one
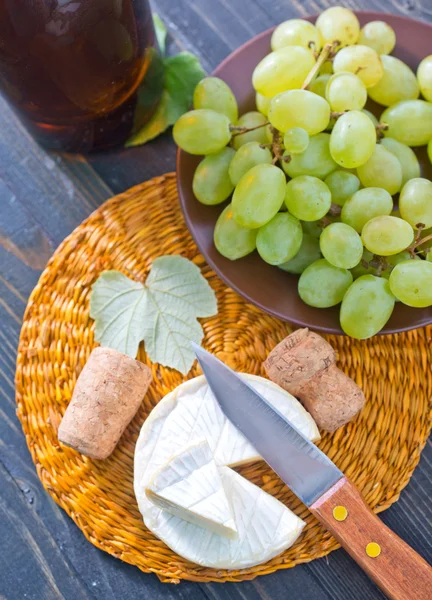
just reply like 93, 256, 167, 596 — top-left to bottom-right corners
16, 173, 431, 583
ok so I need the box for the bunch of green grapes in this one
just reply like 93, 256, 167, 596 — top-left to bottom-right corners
173, 6, 432, 340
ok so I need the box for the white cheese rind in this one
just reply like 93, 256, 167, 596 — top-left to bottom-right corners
134, 374, 319, 569
146, 440, 237, 538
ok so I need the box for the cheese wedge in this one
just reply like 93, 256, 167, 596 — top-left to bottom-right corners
146, 440, 237, 538
134, 374, 320, 569
145, 464, 305, 569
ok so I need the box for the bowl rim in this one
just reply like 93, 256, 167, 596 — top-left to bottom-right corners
177, 10, 432, 335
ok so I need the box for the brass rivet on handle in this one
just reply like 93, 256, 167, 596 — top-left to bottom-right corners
366, 542, 381, 558
332, 505, 348, 521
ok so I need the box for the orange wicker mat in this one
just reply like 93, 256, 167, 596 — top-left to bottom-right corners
16, 173, 431, 583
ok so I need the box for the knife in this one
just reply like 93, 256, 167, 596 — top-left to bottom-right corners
193, 344, 432, 600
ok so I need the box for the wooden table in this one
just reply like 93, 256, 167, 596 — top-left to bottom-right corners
1, 2, 431, 599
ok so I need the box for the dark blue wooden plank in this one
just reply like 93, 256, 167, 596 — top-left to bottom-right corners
0, 462, 91, 600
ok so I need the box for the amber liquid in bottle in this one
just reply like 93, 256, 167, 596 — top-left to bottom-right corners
0, 0, 163, 151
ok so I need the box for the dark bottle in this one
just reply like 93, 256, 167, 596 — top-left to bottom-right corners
0, 0, 164, 152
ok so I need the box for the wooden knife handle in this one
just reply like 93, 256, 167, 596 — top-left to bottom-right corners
310, 476, 432, 600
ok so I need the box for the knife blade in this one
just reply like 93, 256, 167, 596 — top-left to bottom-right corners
193, 344, 432, 600
192, 342, 342, 506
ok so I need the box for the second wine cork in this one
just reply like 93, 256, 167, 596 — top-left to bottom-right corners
264, 328, 365, 432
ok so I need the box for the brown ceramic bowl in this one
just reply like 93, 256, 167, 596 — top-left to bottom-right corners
177, 11, 432, 334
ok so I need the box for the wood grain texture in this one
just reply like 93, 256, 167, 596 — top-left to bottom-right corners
311, 477, 432, 599
0, 0, 431, 598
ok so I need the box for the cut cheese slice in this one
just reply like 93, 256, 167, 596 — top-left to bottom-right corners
145, 465, 305, 569
146, 440, 237, 538
134, 374, 320, 569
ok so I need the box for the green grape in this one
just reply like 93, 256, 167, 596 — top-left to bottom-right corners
380, 138, 420, 186
350, 249, 375, 279
283, 133, 337, 179
368, 56, 419, 107
389, 260, 432, 307
302, 220, 323, 239
340, 275, 395, 339
271, 19, 321, 52
341, 187, 393, 232
285, 176, 331, 221
357, 144, 403, 195
214, 204, 257, 260
279, 233, 321, 274
309, 74, 331, 98
319, 222, 363, 269
358, 21, 396, 55
315, 7, 360, 48
283, 128, 309, 154
193, 77, 238, 124
384, 251, 419, 281
232, 111, 268, 149
252, 46, 316, 98
228, 142, 272, 186
256, 92, 271, 116
333, 45, 383, 88
329, 110, 376, 168
417, 55, 432, 102
232, 163, 286, 228
268, 90, 330, 135
325, 72, 367, 111
381, 100, 432, 147
193, 147, 236, 205
256, 213, 303, 265
362, 216, 414, 256
173, 109, 231, 155
298, 259, 353, 308
320, 61, 334, 75
361, 109, 379, 127
428, 139, 432, 164
399, 178, 432, 230
324, 170, 360, 207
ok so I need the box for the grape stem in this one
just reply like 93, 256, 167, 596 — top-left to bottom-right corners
375, 256, 387, 277
301, 41, 339, 90
230, 122, 269, 137
407, 224, 430, 257
319, 217, 332, 228
268, 125, 286, 165
308, 41, 320, 61
362, 256, 391, 276
376, 122, 389, 140
415, 233, 432, 247
328, 203, 342, 216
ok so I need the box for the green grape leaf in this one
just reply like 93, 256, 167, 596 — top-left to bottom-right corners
90, 271, 147, 358
126, 52, 205, 147
152, 13, 167, 56
90, 256, 217, 374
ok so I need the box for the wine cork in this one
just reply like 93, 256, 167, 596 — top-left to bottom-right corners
58, 347, 152, 459
264, 328, 365, 432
